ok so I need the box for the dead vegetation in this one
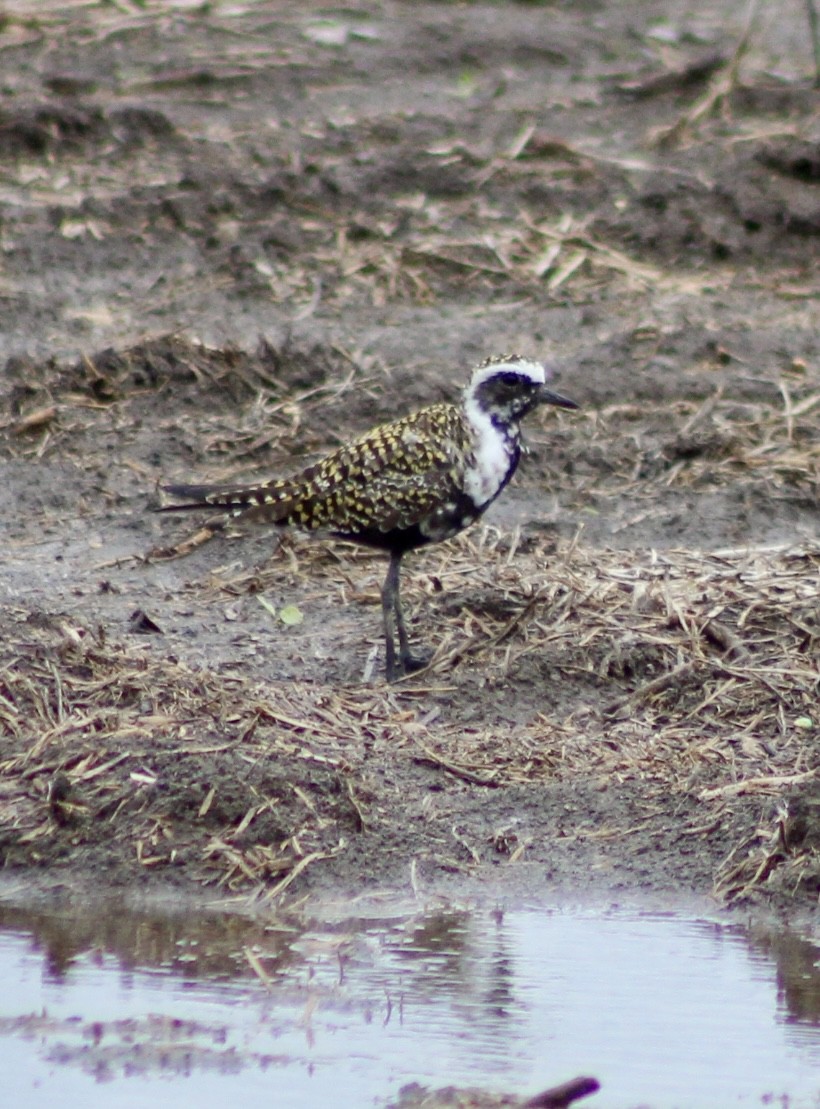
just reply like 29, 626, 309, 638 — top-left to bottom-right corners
0, 0, 818, 921
1, 517, 817, 907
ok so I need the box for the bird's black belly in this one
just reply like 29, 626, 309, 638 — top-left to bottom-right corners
334, 524, 432, 554
332, 491, 485, 555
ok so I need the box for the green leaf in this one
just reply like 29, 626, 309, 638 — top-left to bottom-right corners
279, 604, 304, 626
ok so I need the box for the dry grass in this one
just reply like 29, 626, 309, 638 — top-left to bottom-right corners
1, 526, 817, 906
0, 0, 817, 916
1, 331, 817, 908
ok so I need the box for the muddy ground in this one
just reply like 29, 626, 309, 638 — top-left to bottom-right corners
0, 0, 818, 936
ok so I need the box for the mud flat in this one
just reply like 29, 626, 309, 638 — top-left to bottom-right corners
1, 1, 818, 935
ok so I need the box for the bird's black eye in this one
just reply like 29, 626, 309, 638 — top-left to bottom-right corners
500, 371, 525, 387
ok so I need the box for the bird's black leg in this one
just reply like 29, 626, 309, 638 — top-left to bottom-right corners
382, 551, 401, 681
381, 551, 428, 681
392, 559, 415, 672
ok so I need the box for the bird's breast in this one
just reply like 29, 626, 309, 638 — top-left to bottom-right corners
463, 413, 518, 509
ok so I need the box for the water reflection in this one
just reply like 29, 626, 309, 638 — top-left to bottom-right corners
0, 897, 818, 1108
0, 900, 297, 983
748, 924, 820, 1026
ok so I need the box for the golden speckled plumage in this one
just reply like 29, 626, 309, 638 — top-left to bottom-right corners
208, 404, 476, 542
160, 355, 578, 680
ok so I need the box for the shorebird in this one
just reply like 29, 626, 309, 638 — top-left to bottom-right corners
159, 354, 578, 680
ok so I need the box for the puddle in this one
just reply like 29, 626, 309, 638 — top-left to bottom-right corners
0, 896, 818, 1108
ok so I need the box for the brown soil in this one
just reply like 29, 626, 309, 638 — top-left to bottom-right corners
0, 1, 818, 925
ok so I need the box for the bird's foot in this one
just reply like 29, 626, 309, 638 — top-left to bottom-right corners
402, 651, 431, 674
386, 650, 432, 683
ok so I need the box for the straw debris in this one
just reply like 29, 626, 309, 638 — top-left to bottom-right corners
1, 527, 816, 907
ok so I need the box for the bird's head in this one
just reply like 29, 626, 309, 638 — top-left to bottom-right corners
464, 354, 578, 426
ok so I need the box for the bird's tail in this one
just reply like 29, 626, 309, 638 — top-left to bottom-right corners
159, 479, 297, 524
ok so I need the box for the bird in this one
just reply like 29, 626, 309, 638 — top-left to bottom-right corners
158, 354, 578, 681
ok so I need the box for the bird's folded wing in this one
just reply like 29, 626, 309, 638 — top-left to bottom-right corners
292, 418, 469, 533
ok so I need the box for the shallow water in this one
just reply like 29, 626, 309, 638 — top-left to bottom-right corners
0, 896, 818, 1108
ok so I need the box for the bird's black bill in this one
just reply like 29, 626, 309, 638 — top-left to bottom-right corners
537, 385, 579, 410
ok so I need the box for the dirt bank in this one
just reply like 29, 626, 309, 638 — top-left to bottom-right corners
0, 1, 818, 925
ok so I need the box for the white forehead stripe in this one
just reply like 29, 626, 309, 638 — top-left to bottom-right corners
470, 359, 546, 388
